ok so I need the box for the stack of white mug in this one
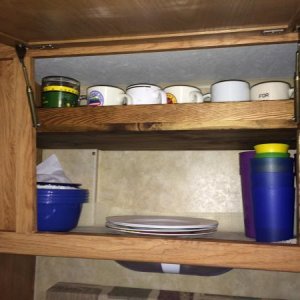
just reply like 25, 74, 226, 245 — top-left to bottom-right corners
86, 81, 294, 106
204, 80, 294, 102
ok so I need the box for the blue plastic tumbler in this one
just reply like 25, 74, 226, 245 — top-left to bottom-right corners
239, 151, 256, 238
251, 157, 295, 242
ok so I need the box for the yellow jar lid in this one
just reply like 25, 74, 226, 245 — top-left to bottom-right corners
254, 143, 289, 153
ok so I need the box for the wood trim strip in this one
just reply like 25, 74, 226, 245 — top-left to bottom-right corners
0, 31, 27, 48
37, 101, 296, 133
28, 25, 290, 47
14, 55, 36, 234
28, 32, 298, 58
0, 232, 300, 272
37, 129, 297, 151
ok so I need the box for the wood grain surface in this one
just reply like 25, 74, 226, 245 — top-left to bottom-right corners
0, 54, 17, 231
37, 101, 297, 150
37, 129, 297, 150
0, 44, 36, 300
38, 101, 295, 131
14, 55, 37, 234
0, 232, 300, 272
0, 0, 299, 48
0, 254, 35, 300
0, 45, 36, 233
28, 31, 298, 58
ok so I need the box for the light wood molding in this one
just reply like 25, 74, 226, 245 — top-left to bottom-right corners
38, 101, 295, 131
37, 101, 297, 150
14, 55, 36, 234
28, 31, 298, 58
0, 232, 300, 272
0, 45, 36, 234
0, 54, 17, 231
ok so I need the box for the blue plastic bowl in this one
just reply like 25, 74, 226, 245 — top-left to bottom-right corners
37, 188, 88, 232
37, 189, 88, 202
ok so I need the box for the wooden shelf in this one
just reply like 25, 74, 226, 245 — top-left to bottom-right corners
37, 100, 297, 150
0, 231, 299, 272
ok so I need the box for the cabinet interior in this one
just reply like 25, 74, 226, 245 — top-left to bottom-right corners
35, 43, 298, 150
35, 42, 298, 246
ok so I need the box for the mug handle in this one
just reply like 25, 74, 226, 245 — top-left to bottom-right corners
159, 90, 167, 104
189, 91, 204, 103
289, 88, 294, 99
123, 94, 133, 105
202, 93, 211, 102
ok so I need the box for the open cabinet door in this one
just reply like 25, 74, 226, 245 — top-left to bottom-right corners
0, 44, 36, 299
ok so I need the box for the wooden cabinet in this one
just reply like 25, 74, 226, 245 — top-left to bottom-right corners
37, 101, 297, 150
0, 45, 36, 300
0, 1, 300, 284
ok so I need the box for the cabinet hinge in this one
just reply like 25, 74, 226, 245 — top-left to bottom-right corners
36, 44, 57, 50
15, 44, 40, 128
261, 28, 286, 35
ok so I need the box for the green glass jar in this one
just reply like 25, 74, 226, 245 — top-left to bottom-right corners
41, 76, 80, 108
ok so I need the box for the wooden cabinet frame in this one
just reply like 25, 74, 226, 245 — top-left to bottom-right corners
1, 22, 300, 278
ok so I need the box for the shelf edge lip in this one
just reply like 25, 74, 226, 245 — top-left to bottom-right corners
27, 31, 298, 58
0, 232, 299, 272
36, 100, 296, 133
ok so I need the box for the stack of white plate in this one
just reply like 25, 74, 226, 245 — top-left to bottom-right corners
106, 215, 218, 237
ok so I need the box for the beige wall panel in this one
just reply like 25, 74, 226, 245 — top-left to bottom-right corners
96, 151, 244, 231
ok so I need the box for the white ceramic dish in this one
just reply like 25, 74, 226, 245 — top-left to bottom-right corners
106, 215, 218, 229
106, 225, 217, 237
106, 222, 217, 232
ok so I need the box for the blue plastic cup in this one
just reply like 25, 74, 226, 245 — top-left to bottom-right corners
239, 151, 256, 238
252, 187, 295, 242
251, 157, 294, 173
251, 171, 294, 188
251, 157, 295, 242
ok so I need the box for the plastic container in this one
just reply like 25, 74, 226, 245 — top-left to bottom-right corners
251, 157, 295, 242
254, 143, 289, 154
37, 188, 88, 232
239, 151, 256, 238
41, 76, 80, 108
251, 171, 294, 188
252, 187, 295, 242
255, 152, 290, 158
251, 157, 294, 173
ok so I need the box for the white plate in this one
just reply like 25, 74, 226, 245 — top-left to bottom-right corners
106, 222, 217, 232
106, 225, 217, 237
106, 215, 218, 230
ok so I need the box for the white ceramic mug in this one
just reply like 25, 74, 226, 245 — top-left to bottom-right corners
126, 84, 167, 105
163, 85, 210, 104
250, 81, 294, 101
210, 80, 250, 102
87, 85, 128, 106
